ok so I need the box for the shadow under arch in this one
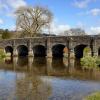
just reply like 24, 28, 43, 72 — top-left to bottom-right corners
32, 57, 47, 74
52, 44, 66, 58
17, 45, 28, 57
33, 45, 46, 57
33, 57, 47, 68
52, 58, 66, 70
98, 47, 100, 56
17, 57, 28, 67
74, 44, 88, 59
5, 46, 13, 56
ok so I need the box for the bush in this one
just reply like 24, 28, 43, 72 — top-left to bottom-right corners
81, 56, 97, 69
96, 58, 100, 66
0, 49, 6, 59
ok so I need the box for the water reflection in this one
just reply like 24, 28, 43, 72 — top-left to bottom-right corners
32, 57, 47, 75
14, 73, 51, 100
0, 57, 100, 100
4, 57, 13, 64
17, 57, 28, 67
1, 57, 99, 80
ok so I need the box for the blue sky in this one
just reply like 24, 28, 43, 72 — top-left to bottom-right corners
0, 0, 100, 34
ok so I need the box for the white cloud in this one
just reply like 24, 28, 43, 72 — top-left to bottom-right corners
43, 19, 70, 35
89, 8, 100, 16
90, 27, 100, 34
78, 8, 100, 16
0, 0, 27, 18
0, 0, 27, 11
6, 0, 27, 9
73, 0, 96, 8
0, 19, 4, 24
50, 22, 70, 35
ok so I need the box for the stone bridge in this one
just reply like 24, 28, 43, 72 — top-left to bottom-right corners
0, 35, 100, 58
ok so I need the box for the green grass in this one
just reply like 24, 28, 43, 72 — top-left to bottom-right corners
85, 92, 100, 100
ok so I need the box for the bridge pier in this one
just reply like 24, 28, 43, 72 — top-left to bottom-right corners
28, 57, 33, 71
47, 48, 52, 58
28, 50, 33, 57
13, 57, 18, 70
46, 37, 52, 58
13, 47, 18, 57
28, 40, 34, 57
93, 39, 98, 56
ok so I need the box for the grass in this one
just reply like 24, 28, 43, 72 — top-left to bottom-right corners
84, 92, 100, 100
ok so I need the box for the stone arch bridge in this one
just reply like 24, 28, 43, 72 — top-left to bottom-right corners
0, 35, 100, 59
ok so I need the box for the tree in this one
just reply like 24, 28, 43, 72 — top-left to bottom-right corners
64, 28, 86, 36
15, 5, 53, 37
2, 29, 11, 39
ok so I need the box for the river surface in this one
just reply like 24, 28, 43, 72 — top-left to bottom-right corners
0, 57, 100, 100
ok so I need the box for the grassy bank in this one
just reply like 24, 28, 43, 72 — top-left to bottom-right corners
85, 92, 100, 100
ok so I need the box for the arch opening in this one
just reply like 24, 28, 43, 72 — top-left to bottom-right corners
17, 45, 28, 57
83, 47, 91, 56
98, 48, 100, 56
52, 44, 66, 58
33, 45, 46, 57
74, 44, 87, 59
5, 46, 13, 56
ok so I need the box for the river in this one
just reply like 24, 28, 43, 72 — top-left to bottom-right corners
0, 57, 100, 100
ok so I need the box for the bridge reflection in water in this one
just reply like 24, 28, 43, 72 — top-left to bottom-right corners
0, 57, 100, 100
1, 57, 100, 80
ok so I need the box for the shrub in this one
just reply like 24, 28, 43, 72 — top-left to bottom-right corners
81, 56, 97, 69
96, 58, 100, 66
0, 49, 6, 59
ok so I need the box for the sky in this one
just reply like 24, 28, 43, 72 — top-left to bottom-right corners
0, 0, 100, 34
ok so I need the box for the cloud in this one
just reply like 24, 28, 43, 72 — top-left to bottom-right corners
43, 19, 70, 35
89, 8, 100, 16
90, 27, 100, 34
78, 8, 100, 16
6, 0, 27, 9
73, 0, 96, 8
0, 19, 4, 24
50, 22, 70, 35
0, 0, 27, 19
0, 0, 27, 16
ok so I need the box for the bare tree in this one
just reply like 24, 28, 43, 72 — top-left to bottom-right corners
15, 5, 53, 37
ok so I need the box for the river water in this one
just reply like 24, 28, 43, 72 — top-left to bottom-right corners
0, 57, 100, 100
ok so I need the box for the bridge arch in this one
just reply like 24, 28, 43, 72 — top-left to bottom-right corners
5, 46, 13, 56
52, 44, 67, 58
98, 47, 100, 56
74, 44, 88, 59
17, 45, 28, 57
33, 45, 46, 57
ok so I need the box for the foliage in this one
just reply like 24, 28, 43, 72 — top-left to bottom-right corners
96, 58, 100, 66
0, 49, 6, 59
81, 56, 97, 69
2, 29, 11, 39
84, 92, 100, 100
83, 47, 91, 56
15, 5, 53, 37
